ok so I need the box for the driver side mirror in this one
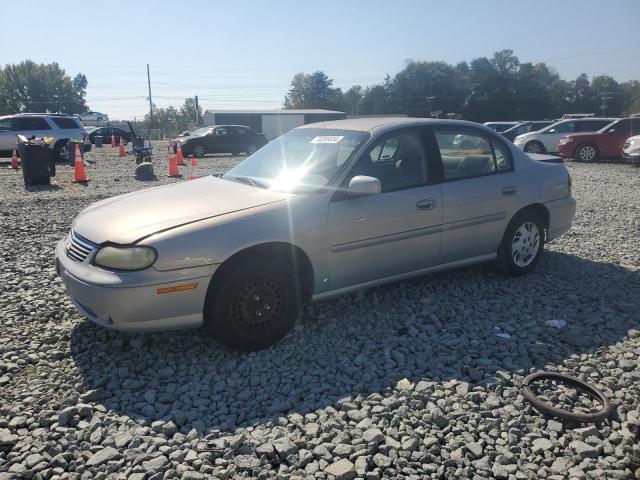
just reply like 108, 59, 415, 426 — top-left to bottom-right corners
347, 175, 381, 197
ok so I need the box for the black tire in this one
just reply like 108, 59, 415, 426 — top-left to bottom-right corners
193, 145, 206, 157
53, 141, 68, 162
203, 258, 301, 351
524, 141, 546, 154
521, 371, 612, 423
498, 210, 545, 276
573, 143, 599, 162
245, 143, 258, 155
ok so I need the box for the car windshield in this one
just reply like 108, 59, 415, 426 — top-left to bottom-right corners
188, 127, 212, 137
223, 128, 369, 193
598, 120, 621, 133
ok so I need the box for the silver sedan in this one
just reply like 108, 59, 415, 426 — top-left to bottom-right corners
55, 118, 576, 350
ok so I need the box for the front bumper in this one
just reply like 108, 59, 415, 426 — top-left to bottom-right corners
545, 196, 577, 242
622, 147, 640, 163
556, 143, 573, 158
55, 239, 215, 332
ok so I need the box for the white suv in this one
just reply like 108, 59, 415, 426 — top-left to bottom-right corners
0, 113, 91, 162
513, 118, 617, 154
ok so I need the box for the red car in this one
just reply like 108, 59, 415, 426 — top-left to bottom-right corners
557, 117, 640, 161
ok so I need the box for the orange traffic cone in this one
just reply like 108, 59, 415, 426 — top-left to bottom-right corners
118, 138, 125, 157
167, 153, 181, 178
73, 144, 89, 183
111, 134, 115, 148
10, 148, 19, 170
176, 142, 184, 165
190, 157, 199, 180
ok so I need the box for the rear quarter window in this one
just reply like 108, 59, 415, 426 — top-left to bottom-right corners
51, 117, 81, 129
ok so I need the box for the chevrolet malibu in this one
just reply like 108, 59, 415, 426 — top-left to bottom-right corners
55, 118, 576, 351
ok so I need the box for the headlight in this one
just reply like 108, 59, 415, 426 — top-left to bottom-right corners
94, 246, 157, 271
629, 139, 639, 146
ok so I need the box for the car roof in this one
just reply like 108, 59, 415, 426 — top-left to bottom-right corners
297, 117, 495, 135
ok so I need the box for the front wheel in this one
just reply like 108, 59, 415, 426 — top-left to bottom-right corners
524, 141, 545, 154
245, 143, 259, 155
574, 143, 599, 162
498, 212, 545, 276
203, 259, 301, 351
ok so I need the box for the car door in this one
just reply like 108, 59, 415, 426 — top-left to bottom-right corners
433, 126, 518, 263
541, 121, 575, 152
210, 126, 230, 153
0, 117, 16, 152
599, 119, 631, 157
327, 127, 443, 289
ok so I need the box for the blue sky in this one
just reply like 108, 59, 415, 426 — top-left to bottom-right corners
2, 0, 639, 120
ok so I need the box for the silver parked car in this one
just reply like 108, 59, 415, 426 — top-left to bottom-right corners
55, 118, 576, 350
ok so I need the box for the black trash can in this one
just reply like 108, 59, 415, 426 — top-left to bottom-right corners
17, 143, 56, 186
94, 135, 103, 147
65, 140, 84, 166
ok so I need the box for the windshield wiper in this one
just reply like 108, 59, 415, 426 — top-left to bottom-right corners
233, 175, 268, 189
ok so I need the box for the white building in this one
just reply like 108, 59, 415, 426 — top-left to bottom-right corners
203, 109, 345, 140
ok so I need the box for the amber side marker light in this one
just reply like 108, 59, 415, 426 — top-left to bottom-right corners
157, 283, 198, 294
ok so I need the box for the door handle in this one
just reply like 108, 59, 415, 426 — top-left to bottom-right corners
416, 198, 437, 210
502, 186, 517, 196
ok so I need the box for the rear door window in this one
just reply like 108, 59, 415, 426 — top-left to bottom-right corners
605, 119, 631, 135
433, 127, 513, 180
14, 117, 52, 131
51, 117, 80, 129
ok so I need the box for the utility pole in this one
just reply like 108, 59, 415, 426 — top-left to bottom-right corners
146, 64, 153, 141
194, 95, 199, 125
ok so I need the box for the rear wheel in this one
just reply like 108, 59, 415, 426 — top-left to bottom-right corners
574, 143, 599, 162
498, 211, 545, 276
53, 141, 68, 162
193, 145, 206, 157
203, 259, 301, 351
524, 141, 545, 154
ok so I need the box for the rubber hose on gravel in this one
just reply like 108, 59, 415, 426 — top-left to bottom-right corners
521, 371, 612, 423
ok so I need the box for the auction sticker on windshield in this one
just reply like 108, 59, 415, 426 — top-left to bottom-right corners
310, 136, 344, 144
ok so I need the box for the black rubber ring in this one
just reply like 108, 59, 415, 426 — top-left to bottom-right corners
521, 371, 612, 423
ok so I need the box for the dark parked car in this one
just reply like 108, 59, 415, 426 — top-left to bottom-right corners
502, 121, 556, 142
87, 126, 132, 145
171, 125, 267, 157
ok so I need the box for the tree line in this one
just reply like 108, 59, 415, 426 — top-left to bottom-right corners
283, 50, 640, 121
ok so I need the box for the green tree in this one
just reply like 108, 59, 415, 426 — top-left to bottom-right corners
343, 85, 363, 114
283, 71, 344, 110
0, 60, 88, 115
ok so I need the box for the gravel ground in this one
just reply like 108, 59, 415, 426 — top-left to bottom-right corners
0, 144, 639, 480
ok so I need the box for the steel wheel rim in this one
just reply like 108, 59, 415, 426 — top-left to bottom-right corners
526, 142, 541, 153
246, 144, 257, 155
194, 146, 205, 157
59, 146, 67, 159
579, 146, 595, 161
232, 277, 284, 333
512, 221, 540, 267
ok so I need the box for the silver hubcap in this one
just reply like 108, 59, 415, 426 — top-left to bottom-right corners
512, 221, 540, 267
194, 146, 205, 157
579, 146, 596, 161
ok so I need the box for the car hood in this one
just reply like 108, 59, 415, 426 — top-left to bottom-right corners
72, 176, 292, 244
514, 132, 537, 142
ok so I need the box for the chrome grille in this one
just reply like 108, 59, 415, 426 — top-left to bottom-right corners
65, 231, 97, 263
